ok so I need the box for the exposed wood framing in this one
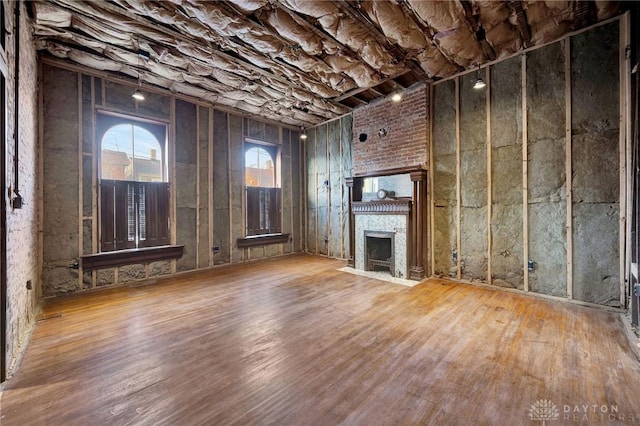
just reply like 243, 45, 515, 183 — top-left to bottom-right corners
37, 60, 45, 298
196, 106, 201, 269
314, 128, 319, 254
521, 53, 529, 292
91, 76, 98, 288
429, 83, 436, 275
208, 107, 214, 268
486, 66, 492, 285
455, 77, 462, 279
509, 1, 532, 48
303, 136, 308, 253
620, 12, 630, 307
170, 98, 177, 274
572, 0, 595, 31
227, 113, 233, 263
339, 122, 345, 258
565, 40, 573, 300
459, 0, 496, 60
289, 129, 295, 256
77, 73, 83, 291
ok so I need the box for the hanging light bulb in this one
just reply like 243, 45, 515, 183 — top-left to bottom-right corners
473, 65, 486, 90
300, 127, 307, 140
132, 87, 145, 101
391, 91, 402, 103
132, 36, 145, 101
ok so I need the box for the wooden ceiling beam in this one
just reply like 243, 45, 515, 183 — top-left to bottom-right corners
508, 1, 532, 48
459, 0, 497, 61
333, 70, 412, 102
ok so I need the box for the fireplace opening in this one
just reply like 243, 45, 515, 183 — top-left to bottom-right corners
365, 230, 395, 277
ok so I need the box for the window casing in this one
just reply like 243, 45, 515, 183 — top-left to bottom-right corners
245, 142, 281, 236
98, 113, 169, 252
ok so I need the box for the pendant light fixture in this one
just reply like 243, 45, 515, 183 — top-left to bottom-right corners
473, 65, 486, 90
132, 37, 145, 101
300, 127, 308, 140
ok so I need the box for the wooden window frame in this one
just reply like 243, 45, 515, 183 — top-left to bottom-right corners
97, 113, 170, 253
244, 141, 282, 238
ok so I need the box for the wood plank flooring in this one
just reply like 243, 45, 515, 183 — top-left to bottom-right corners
1, 254, 639, 425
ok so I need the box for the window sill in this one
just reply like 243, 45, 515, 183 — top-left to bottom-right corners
81, 245, 184, 271
237, 233, 290, 248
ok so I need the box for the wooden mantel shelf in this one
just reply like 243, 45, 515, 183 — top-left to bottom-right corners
352, 200, 412, 215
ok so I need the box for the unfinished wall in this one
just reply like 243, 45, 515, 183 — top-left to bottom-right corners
41, 62, 304, 297
432, 81, 457, 277
459, 72, 487, 282
490, 57, 523, 290
4, 1, 40, 376
430, 19, 624, 307
570, 22, 620, 306
527, 42, 567, 298
305, 115, 352, 259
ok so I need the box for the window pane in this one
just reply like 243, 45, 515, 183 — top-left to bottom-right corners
102, 124, 134, 180
101, 123, 164, 182
133, 126, 163, 182
245, 147, 274, 187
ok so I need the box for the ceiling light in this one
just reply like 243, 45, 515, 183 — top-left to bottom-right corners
473, 78, 486, 90
132, 37, 145, 101
300, 127, 307, 140
473, 65, 486, 90
132, 88, 145, 101
391, 92, 402, 102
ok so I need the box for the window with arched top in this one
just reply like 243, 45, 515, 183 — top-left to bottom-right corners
101, 123, 165, 182
244, 141, 281, 236
98, 113, 169, 252
245, 146, 275, 188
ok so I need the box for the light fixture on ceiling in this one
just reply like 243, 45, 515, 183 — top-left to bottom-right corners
391, 91, 402, 103
132, 37, 145, 101
300, 127, 307, 140
132, 87, 145, 101
473, 65, 486, 90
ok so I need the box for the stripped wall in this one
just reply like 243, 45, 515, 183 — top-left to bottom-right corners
431, 19, 626, 307
41, 61, 304, 297
4, 1, 40, 377
305, 115, 352, 258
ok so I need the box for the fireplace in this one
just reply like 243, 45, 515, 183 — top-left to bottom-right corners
365, 231, 395, 276
346, 167, 428, 281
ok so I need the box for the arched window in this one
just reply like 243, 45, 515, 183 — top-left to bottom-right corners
245, 146, 275, 187
101, 123, 165, 182
98, 113, 169, 252
244, 141, 280, 236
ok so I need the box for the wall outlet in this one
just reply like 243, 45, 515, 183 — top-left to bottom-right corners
528, 260, 536, 272
212, 246, 220, 254
26, 279, 32, 290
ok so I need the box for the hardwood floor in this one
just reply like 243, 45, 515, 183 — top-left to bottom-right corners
1, 254, 639, 425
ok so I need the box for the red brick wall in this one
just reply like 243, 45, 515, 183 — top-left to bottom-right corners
352, 83, 429, 175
